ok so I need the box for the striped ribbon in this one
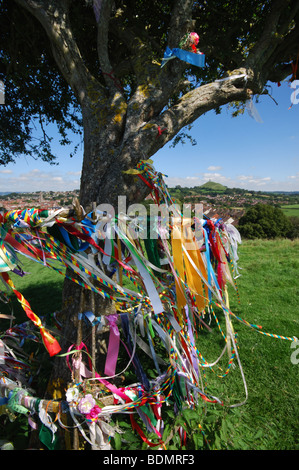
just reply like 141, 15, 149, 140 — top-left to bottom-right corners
1, 272, 61, 356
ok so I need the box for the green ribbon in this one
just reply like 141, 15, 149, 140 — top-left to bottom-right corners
7, 388, 29, 415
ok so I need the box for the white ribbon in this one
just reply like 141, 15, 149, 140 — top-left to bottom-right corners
38, 401, 58, 443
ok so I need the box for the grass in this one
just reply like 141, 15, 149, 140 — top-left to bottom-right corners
0, 258, 65, 323
1, 239, 298, 450
281, 204, 299, 217
198, 238, 299, 449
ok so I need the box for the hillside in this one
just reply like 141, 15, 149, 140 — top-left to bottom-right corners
0, 183, 299, 228
198, 181, 227, 191
168, 182, 299, 225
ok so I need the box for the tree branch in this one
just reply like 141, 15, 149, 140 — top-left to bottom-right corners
120, 0, 197, 144
167, 0, 194, 49
96, 0, 123, 96
120, 69, 251, 169
247, 0, 299, 72
14, 0, 104, 106
149, 71, 251, 152
265, 5, 299, 81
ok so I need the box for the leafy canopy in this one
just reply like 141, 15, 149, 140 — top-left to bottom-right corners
238, 204, 292, 239
0, 0, 298, 164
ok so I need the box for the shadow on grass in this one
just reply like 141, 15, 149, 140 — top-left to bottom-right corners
1, 281, 63, 327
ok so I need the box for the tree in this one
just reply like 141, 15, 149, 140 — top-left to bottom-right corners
238, 203, 292, 239
286, 216, 299, 239
1, 0, 299, 385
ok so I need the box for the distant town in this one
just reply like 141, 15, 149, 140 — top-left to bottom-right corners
167, 181, 299, 224
0, 181, 298, 226
0, 190, 80, 212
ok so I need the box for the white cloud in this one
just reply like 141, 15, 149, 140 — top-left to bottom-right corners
238, 175, 250, 181
165, 171, 299, 192
165, 176, 202, 187
52, 177, 63, 182
165, 172, 233, 188
0, 165, 298, 195
237, 175, 271, 186
0, 168, 80, 193
202, 172, 233, 185
207, 165, 222, 171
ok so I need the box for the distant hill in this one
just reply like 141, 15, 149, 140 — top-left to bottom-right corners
198, 181, 227, 191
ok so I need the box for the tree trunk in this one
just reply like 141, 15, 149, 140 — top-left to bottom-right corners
46, 70, 255, 398
48, 97, 151, 395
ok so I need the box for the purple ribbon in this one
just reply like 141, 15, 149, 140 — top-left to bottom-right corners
93, 0, 102, 23
184, 305, 199, 378
104, 314, 120, 377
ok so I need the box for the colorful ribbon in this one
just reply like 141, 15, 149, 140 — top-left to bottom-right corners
161, 46, 205, 68
104, 314, 120, 377
1, 272, 61, 357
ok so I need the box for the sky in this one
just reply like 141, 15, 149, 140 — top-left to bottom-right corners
0, 79, 298, 194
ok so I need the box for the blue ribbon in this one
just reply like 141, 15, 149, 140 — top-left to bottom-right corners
162, 46, 205, 68
0, 390, 13, 406
58, 211, 96, 252
78, 311, 101, 327
58, 227, 89, 252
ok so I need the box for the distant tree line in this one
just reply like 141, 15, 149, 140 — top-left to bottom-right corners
169, 185, 299, 204
238, 204, 299, 240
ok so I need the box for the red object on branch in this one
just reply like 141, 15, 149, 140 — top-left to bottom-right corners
156, 126, 167, 138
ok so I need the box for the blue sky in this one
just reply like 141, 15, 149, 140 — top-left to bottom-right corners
0, 79, 298, 193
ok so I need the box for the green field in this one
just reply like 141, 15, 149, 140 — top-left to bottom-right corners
198, 238, 299, 449
281, 204, 299, 217
1, 239, 298, 450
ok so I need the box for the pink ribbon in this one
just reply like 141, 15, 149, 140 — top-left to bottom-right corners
67, 341, 131, 404
104, 314, 120, 377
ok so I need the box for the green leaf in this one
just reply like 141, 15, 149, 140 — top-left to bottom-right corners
123, 430, 139, 443
192, 432, 204, 450
182, 408, 198, 424
162, 424, 171, 441
113, 432, 122, 450
220, 420, 228, 440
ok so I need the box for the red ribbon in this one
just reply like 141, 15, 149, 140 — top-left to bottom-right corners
130, 414, 164, 448
137, 174, 159, 204
58, 223, 135, 273
290, 59, 298, 82
156, 126, 167, 138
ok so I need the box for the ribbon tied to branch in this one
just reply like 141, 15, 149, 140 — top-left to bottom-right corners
104, 314, 120, 377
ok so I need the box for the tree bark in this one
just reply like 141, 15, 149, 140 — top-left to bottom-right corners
49, 100, 149, 390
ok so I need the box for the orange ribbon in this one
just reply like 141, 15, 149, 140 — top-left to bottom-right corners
1, 272, 61, 357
